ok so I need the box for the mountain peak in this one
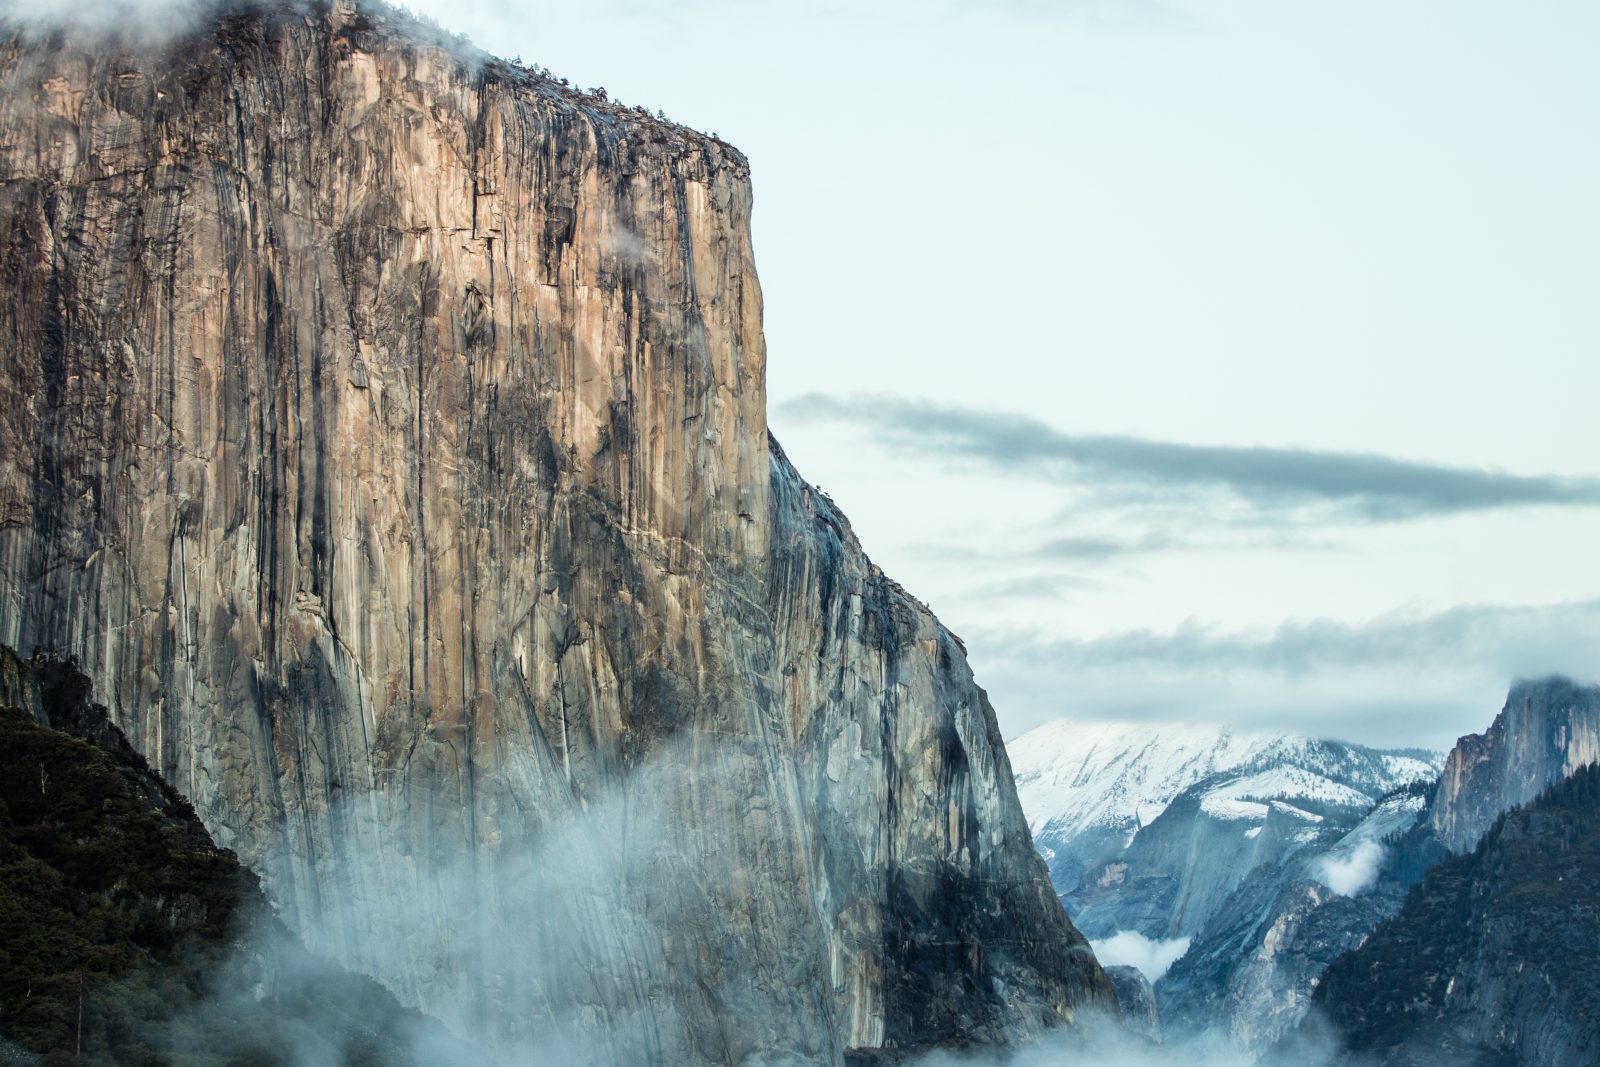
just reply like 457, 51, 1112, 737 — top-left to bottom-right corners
1012, 716, 1441, 939
1430, 676, 1600, 852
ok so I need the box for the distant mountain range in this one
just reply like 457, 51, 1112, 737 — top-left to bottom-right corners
1010, 719, 1440, 946
1300, 678, 1600, 1066
1014, 677, 1600, 1061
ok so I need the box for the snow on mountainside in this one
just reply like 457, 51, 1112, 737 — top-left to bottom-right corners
1009, 718, 1442, 943
1011, 721, 1435, 865
1012, 718, 1443, 1050
1010, 720, 1275, 847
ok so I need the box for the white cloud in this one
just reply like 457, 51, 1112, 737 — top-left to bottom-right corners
977, 598, 1600, 749
0, 0, 207, 36
1088, 930, 1192, 983
1317, 839, 1385, 897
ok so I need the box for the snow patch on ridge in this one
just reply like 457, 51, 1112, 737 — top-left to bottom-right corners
1313, 789, 1429, 896
1009, 720, 1286, 840
1200, 796, 1269, 821
1012, 719, 1442, 855
1203, 766, 1373, 812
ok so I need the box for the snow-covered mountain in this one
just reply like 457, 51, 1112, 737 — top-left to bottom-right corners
1009, 720, 1441, 950
1011, 721, 1277, 873
1155, 778, 1439, 1051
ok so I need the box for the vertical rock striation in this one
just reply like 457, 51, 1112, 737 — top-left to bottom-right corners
1429, 677, 1600, 854
1155, 783, 1437, 1053
0, 2, 1109, 1061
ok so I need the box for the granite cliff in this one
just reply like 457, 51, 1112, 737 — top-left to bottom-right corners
1429, 676, 1600, 854
0, 2, 1110, 1061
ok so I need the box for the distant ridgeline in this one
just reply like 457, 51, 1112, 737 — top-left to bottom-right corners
1008, 720, 1444, 1051
1162, 678, 1600, 1059
1011, 677, 1600, 1059
0, 648, 480, 1067
1292, 761, 1600, 1067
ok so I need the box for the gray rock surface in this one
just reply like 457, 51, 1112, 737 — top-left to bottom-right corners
1429, 676, 1600, 854
1104, 966, 1158, 1041
0, 3, 1111, 1061
1159, 870, 1402, 1052
1060, 744, 1436, 942
1183, 677, 1600, 1059
1154, 784, 1432, 1053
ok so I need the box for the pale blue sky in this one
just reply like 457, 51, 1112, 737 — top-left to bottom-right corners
403, 0, 1600, 748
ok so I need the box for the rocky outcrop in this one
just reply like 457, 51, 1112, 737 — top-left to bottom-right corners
0, 647, 480, 1067
1167, 677, 1600, 1058
1104, 966, 1158, 1041
1429, 677, 1600, 853
1306, 764, 1600, 1067
1011, 718, 1436, 1055
1155, 784, 1433, 1053
0, 2, 1108, 1061
1159, 874, 1399, 1052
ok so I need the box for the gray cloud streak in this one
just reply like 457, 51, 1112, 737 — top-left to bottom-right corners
974, 600, 1600, 748
913, 531, 1178, 564
984, 598, 1600, 678
780, 393, 1600, 521
914, 526, 1333, 567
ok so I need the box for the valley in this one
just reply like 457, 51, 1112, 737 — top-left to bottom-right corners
0, 2, 1594, 1065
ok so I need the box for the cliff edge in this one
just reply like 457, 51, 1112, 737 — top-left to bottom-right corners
1429, 677, 1600, 854
0, 2, 1110, 1061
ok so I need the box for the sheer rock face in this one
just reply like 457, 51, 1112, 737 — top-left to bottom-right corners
1159, 873, 1405, 1053
1103, 967, 1157, 1041
1429, 678, 1600, 854
0, 3, 1109, 1061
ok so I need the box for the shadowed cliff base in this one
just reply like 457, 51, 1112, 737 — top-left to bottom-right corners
0, 648, 483, 1066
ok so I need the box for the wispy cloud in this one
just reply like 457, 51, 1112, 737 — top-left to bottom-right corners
913, 531, 1179, 564
0, 0, 206, 35
780, 393, 1600, 522
1021, 531, 1181, 560
952, 572, 1103, 603
913, 526, 1334, 567
988, 598, 1600, 676
976, 599, 1600, 747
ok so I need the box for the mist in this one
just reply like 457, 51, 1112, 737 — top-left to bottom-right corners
1316, 839, 1386, 897
0, 0, 208, 36
904, 1014, 1338, 1067
1088, 932, 1191, 983
168, 733, 844, 1066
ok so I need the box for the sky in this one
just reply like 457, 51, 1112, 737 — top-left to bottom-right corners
64, 0, 1563, 749
379, 0, 1600, 750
